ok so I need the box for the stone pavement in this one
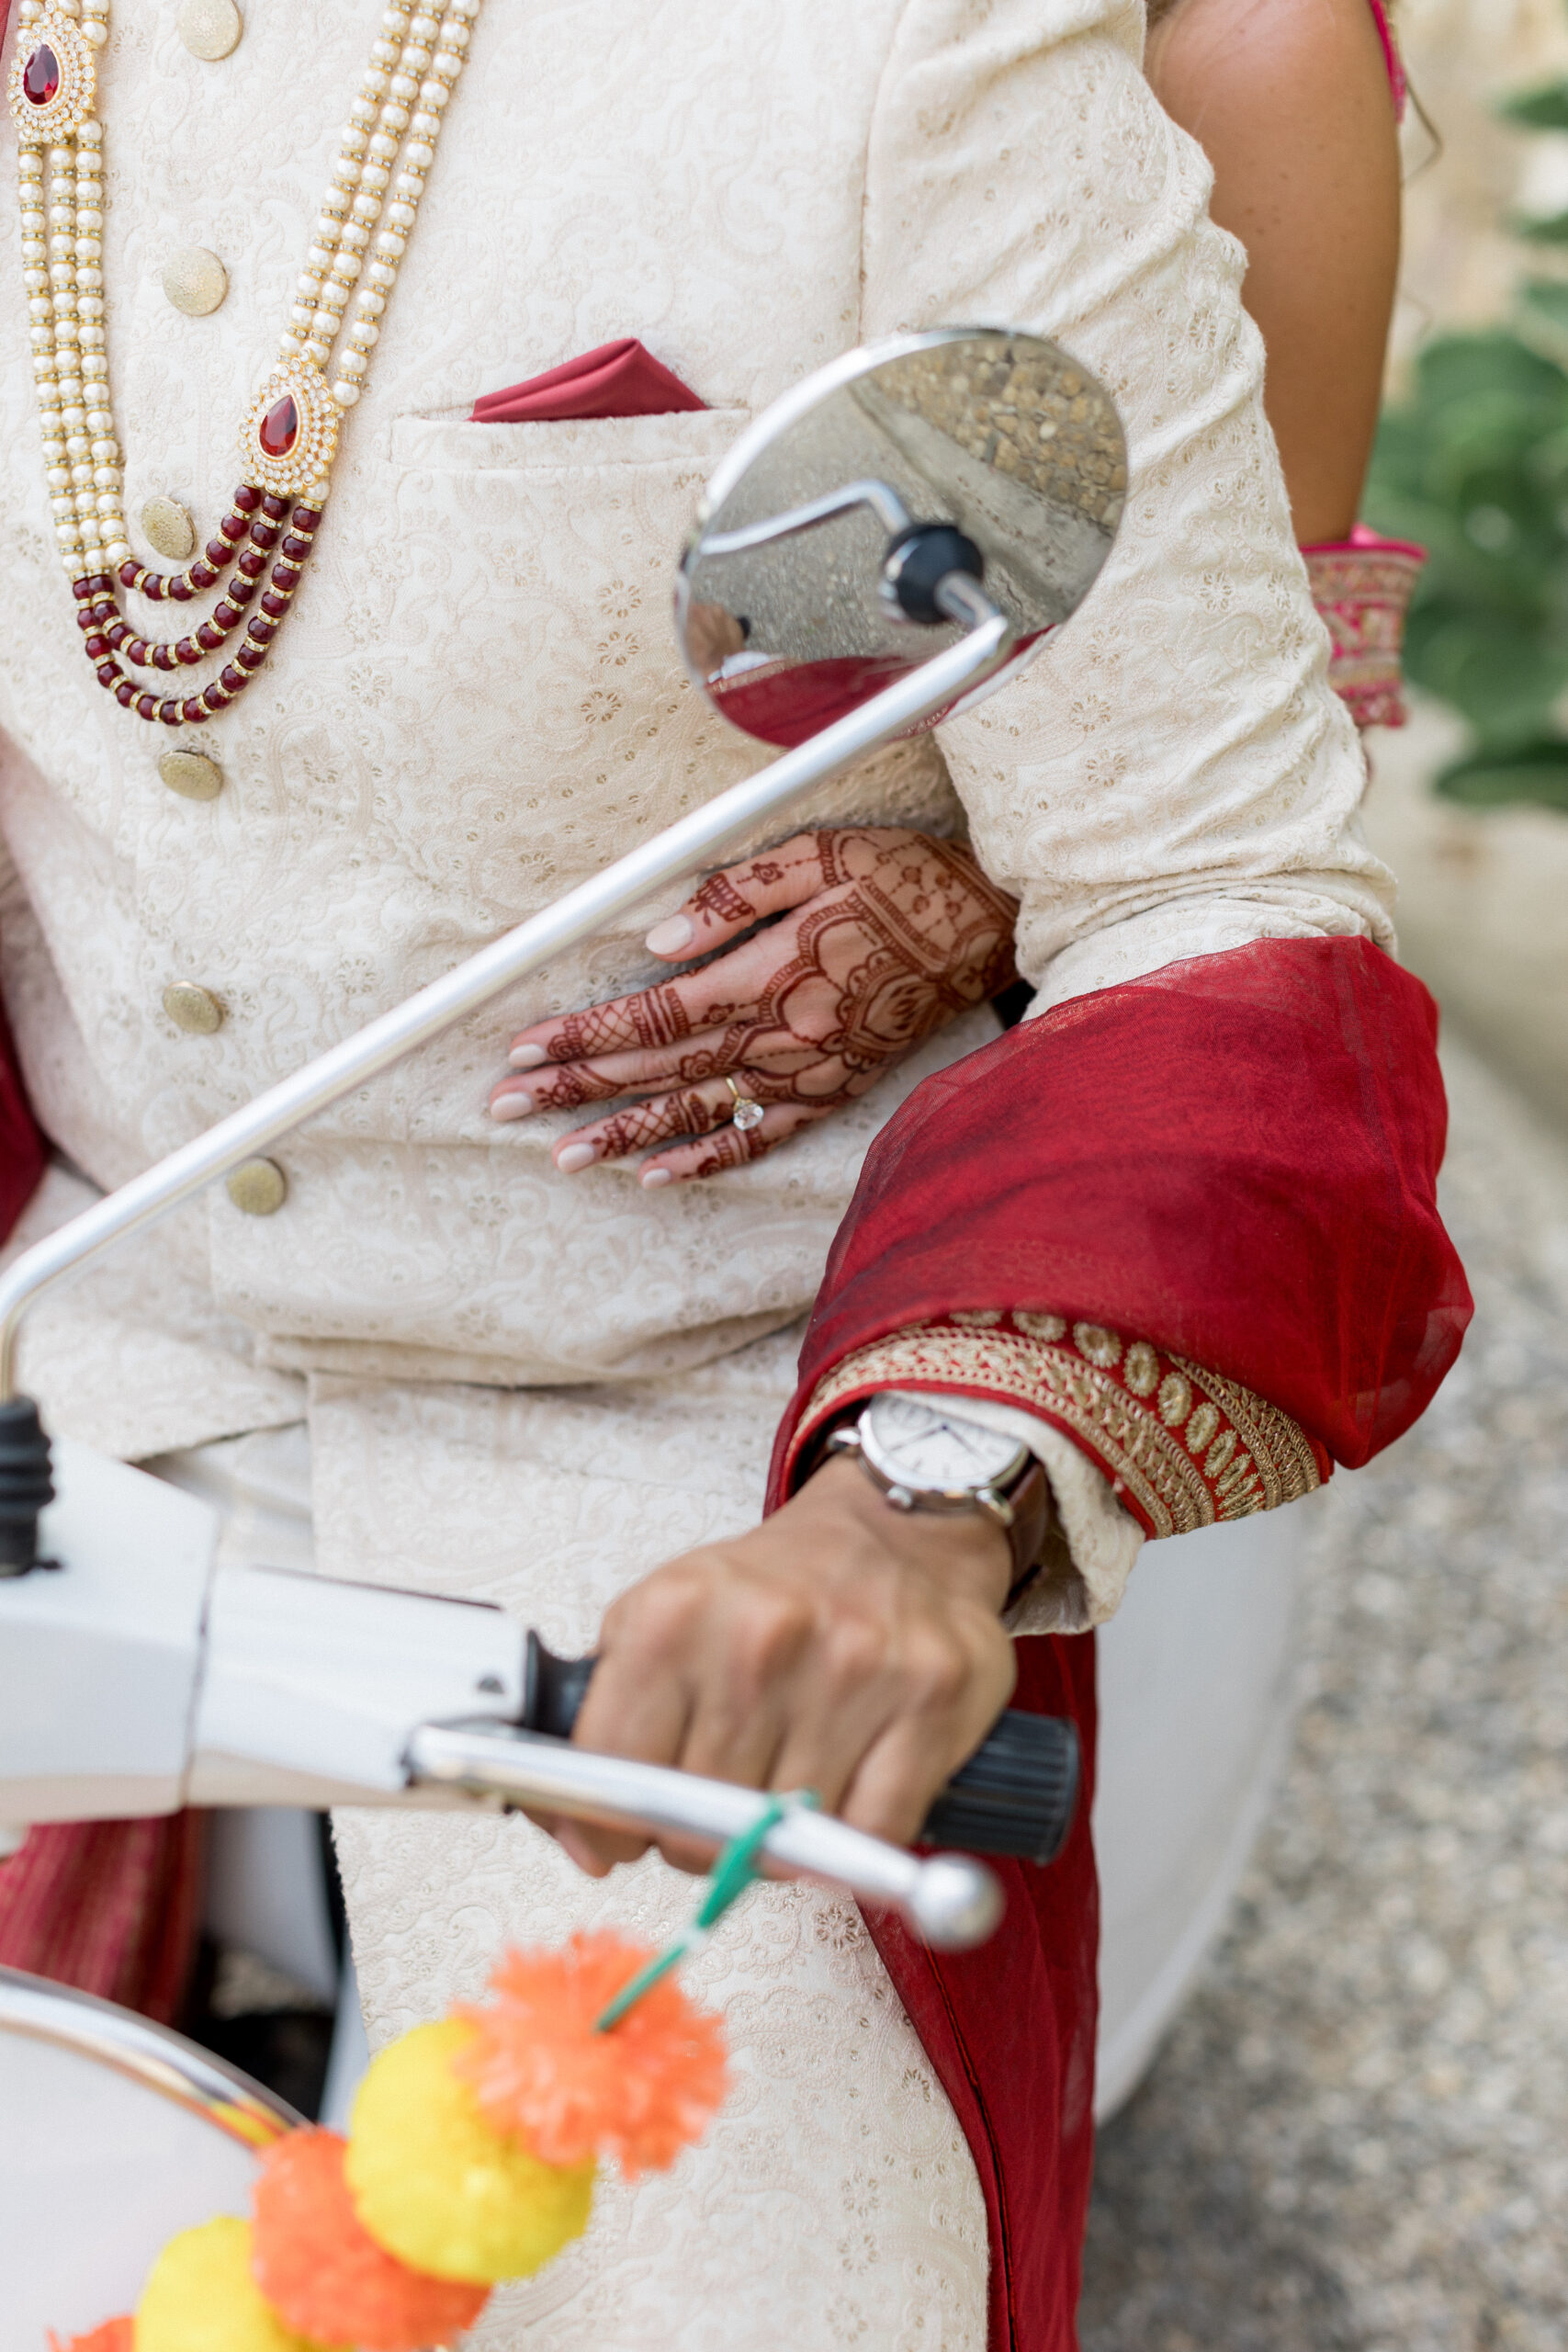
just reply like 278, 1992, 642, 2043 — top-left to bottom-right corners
1079, 1038, 1568, 2352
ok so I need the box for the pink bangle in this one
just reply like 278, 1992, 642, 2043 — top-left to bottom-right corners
1301, 526, 1427, 731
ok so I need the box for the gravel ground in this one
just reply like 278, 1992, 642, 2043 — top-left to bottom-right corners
1079, 1036, 1568, 2352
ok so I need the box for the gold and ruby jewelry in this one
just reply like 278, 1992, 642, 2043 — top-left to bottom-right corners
8, 0, 481, 729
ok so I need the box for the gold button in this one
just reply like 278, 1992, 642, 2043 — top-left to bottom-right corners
141, 495, 196, 561
227, 1159, 287, 1216
177, 0, 243, 59
162, 247, 228, 317
158, 748, 223, 801
163, 981, 225, 1035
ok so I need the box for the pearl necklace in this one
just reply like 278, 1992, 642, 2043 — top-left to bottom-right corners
7, 0, 481, 730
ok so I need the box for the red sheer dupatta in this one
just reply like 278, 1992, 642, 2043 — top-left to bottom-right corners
0, 997, 44, 1248
768, 933, 1469, 2352
878, 1632, 1099, 2352
773, 934, 1470, 1497
0, 1815, 204, 2025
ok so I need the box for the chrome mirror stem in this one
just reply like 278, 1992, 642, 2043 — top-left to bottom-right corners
698, 475, 915, 557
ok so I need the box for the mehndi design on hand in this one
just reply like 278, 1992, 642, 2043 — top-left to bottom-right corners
490, 829, 1019, 1185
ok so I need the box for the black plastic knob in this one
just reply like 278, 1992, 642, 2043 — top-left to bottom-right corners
0, 1395, 54, 1577
882, 523, 987, 625
523, 1633, 598, 1740
920, 1707, 1079, 1864
521, 1632, 1078, 1865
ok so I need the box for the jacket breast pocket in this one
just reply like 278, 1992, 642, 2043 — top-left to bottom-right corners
374, 401, 962, 927
383, 404, 751, 650
389, 404, 751, 477
369, 405, 759, 911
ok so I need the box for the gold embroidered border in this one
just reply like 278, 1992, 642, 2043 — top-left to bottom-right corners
790, 1313, 1322, 1540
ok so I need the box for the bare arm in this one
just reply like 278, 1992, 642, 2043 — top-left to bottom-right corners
1146, 0, 1402, 543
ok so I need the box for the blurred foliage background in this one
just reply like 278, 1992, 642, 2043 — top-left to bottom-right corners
1367, 63, 1568, 809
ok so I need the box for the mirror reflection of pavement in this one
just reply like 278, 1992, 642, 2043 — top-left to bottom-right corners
687, 333, 1120, 671
1081, 1036, 1568, 2352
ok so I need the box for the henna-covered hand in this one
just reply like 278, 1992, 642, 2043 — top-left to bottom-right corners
489, 828, 1020, 1186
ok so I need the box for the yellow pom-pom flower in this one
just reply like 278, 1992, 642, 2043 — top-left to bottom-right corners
134, 2217, 335, 2352
345, 2019, 594, 2285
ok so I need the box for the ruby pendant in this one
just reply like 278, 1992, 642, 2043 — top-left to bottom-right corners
22, 43, 62, 106
258, 394, 299, 459
240, 365, 339, 496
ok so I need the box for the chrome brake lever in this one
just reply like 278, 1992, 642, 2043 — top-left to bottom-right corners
404, 1718, 1004, 1951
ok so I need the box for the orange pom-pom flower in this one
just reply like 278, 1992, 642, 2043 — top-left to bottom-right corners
48, 2324, 134, 2352
455, 1932, 731, 2180
252, 2128, 491, 2351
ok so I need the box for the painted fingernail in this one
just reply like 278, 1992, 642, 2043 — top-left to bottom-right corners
640, 1165, 674, 1188
508, 1042, 549, 1069
645, 914, 694, 956
556, 1141, 598, 1174
554, 1822, 609, 1877
491, 1090, 537, 1120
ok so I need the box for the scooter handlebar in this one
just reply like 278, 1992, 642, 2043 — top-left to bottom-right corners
521, 1634, 1079, 1867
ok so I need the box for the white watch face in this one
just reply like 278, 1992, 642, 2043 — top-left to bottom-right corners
861, 1391, 1027, 1495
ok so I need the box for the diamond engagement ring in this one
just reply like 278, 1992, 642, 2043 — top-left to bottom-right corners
726, 1075, 766, 1133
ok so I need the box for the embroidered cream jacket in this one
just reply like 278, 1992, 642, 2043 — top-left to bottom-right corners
0, 0, 1391, 1477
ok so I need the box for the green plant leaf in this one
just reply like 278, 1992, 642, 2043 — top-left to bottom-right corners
1498, 80, 1568, 130
1517, 278, 1568, 351
1514, 209, 1568, 244
1371, 332, 1568, 781
1437, 739, 1568, 811
1405, 612, 1568, 739
1414, 332, 1568, 412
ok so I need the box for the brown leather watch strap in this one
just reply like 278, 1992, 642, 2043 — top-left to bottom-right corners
997, 1452, 1053, 1605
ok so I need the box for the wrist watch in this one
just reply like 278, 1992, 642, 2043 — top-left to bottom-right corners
823, 1389, 1053, 1602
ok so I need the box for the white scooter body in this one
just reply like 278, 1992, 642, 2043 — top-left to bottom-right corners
1095, 1497, 1307, 2118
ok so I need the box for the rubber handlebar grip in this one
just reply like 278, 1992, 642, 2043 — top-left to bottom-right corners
521, 1632, 1078, 1865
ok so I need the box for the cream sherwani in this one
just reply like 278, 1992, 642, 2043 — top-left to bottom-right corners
0, 0, 1388, 2340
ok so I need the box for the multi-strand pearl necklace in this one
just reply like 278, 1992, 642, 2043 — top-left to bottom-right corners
7, 0, 481, 729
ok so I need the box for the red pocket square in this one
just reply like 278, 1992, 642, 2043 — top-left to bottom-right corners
471, 339, 706, 424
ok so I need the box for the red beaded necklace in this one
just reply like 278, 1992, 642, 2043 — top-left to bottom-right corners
69, 491, 323, 731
